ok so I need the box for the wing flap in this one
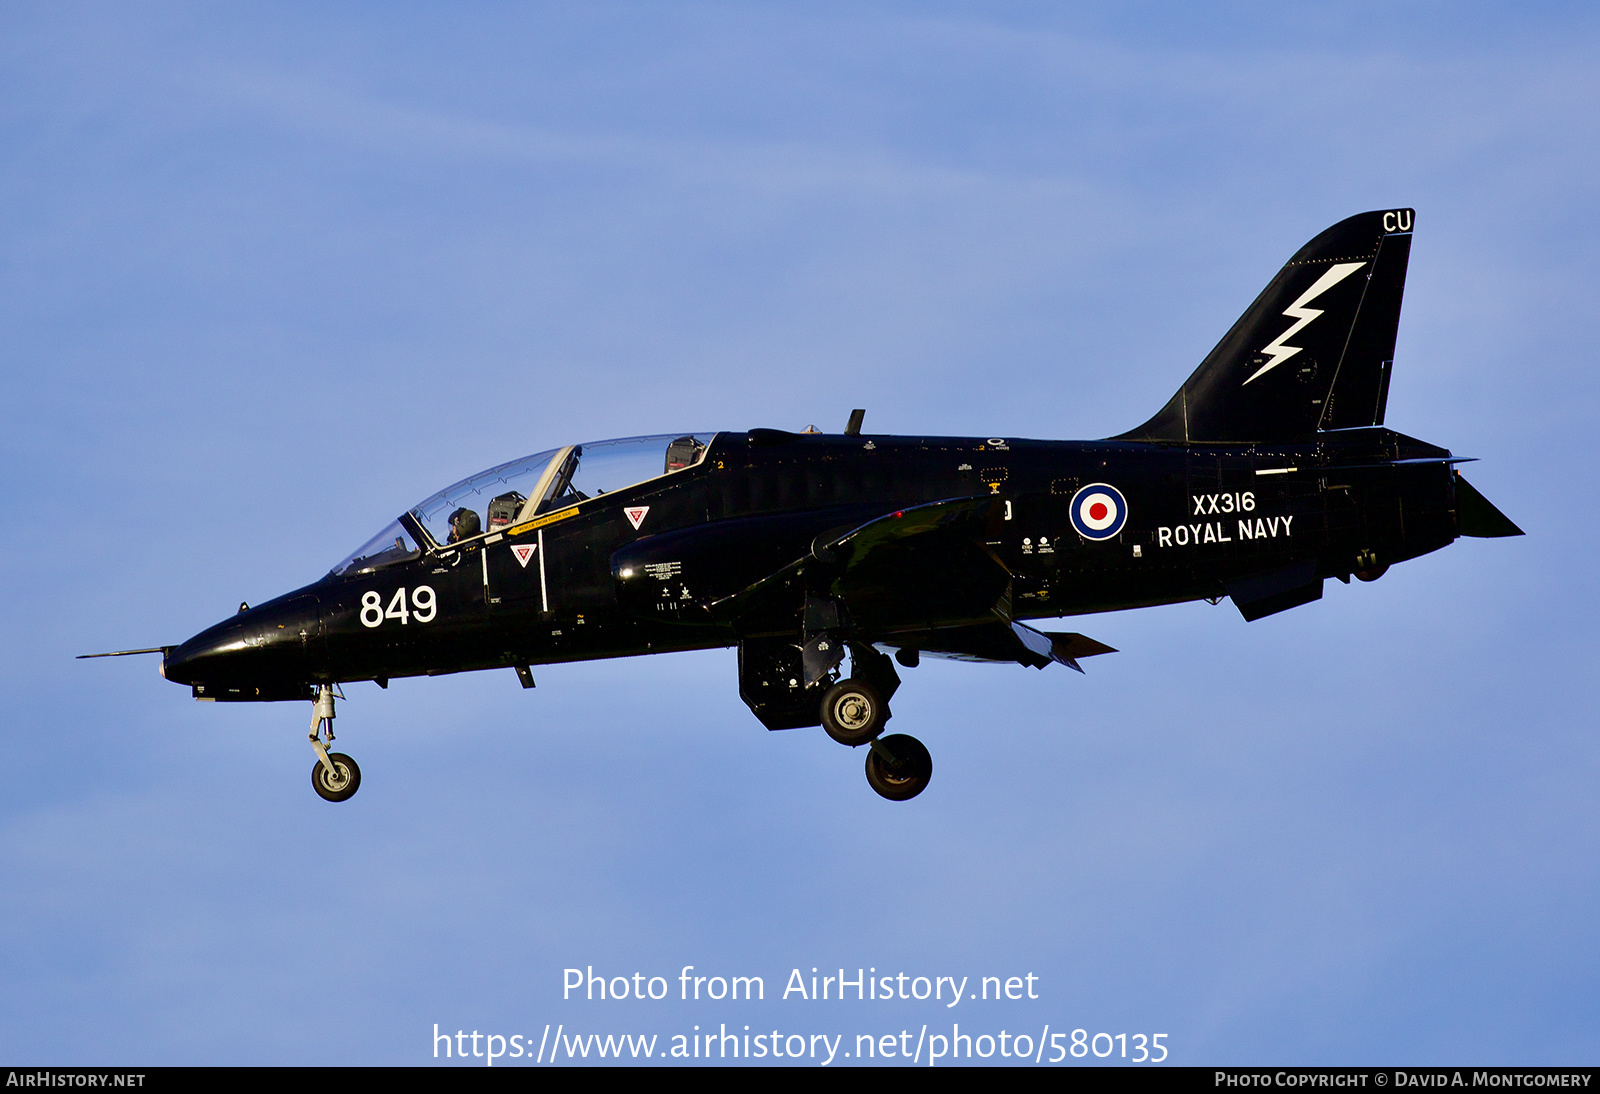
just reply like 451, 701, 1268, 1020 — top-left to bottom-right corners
885, 621, 1117, 672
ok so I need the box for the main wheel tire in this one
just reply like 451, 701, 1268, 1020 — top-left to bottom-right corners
312, 752, 362, 802
864, 733, 932, 801
820, 678, 887, 746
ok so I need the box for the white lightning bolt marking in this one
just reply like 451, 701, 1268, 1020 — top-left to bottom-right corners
1243, 261, 1367, 385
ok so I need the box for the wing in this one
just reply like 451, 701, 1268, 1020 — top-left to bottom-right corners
706, 496, 1116, 672
707, 495, 1011, 633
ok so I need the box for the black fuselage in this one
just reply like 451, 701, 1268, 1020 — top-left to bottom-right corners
161, 424, 1460, 701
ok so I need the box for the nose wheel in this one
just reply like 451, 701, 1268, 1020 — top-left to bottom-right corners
312, 752, 362, 802
308, 684, 361, 802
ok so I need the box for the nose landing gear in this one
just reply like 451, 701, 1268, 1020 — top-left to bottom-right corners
308, 684, 361, 802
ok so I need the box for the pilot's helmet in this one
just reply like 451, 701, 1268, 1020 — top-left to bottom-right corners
447, 507, 481, 543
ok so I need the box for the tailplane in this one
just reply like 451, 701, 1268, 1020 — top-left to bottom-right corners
1118, 209, 1414, 443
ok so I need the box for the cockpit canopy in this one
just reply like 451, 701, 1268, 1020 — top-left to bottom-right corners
330, 433, 714, 576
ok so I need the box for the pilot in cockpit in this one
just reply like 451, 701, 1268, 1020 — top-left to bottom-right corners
446, 507, 481, 545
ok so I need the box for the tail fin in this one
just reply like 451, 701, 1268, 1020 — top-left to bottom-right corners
1117, 209, 1414, 443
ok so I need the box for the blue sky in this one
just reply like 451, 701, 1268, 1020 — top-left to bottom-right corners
2, 2, 1596, 1065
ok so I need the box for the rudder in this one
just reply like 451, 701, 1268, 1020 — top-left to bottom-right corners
1118, 209, 1414, 443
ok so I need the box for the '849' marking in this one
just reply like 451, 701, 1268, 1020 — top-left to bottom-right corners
359, 586, 437, 628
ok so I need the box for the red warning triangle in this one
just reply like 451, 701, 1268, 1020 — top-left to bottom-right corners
625, 506, 650, 530
511, 544, 536, 568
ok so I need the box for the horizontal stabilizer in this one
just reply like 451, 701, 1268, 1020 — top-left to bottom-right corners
1225, 561, 1323, 622
1454, 474, 1524, 538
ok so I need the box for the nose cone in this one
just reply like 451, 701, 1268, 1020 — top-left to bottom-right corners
163, 591, 323, 692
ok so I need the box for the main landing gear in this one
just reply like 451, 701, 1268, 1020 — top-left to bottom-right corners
821, 645, 933, 802
820, 678, 887, 746
309, 684, 361, 802
864, 734, 933, 801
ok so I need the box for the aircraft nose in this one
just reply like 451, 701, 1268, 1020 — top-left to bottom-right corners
160, 628, 238, 686
161, 591, 323, 690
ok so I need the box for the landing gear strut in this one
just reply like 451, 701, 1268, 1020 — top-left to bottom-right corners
308, 684, 361, 802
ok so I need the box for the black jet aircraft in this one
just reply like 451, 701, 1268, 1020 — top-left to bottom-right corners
84, 209, 1521, 803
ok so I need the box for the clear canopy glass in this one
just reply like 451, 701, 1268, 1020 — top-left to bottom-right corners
408, 446, 564, 547
331, 433, 714, 573
544, 434, 714, 515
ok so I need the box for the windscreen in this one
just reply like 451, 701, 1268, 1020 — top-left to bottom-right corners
330, 519, 421, 576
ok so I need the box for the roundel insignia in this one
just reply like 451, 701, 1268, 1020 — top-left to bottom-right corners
1069, 483, 1128, 540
